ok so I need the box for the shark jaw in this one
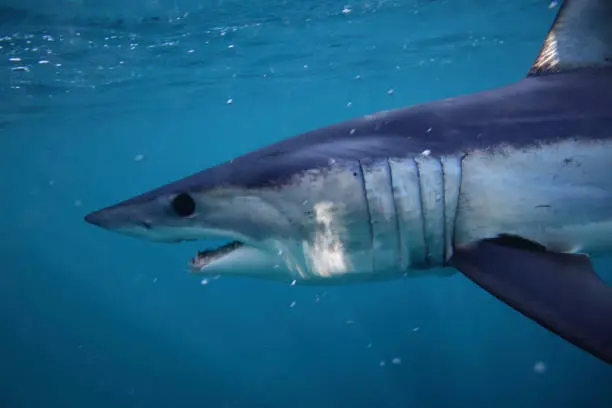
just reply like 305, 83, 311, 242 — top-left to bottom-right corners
189, 241, 246, 271
187, 240, 292, 280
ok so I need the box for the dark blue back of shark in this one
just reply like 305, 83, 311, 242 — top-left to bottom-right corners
120, 66, 612, 206
225, 67, 612, 187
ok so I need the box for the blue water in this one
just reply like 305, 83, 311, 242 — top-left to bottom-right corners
1, 0, 612, 407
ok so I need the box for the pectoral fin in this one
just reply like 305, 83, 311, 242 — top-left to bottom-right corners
450, 237, 612, 365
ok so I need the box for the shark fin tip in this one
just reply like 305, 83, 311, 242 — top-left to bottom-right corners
528, 0, 612, 77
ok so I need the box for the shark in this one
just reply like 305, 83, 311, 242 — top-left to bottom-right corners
85, 0, 612, 365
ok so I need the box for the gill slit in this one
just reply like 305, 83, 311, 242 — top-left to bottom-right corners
441, 158, 448, 262
415, 158, 430, 266
452, 154, 468, 253
357, 160, 375, 271
386, 158, 404, 270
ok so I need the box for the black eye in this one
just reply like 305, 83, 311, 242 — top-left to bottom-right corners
171, 192, 196, 217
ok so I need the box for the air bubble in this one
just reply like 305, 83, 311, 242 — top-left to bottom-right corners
533, 361, 547, 374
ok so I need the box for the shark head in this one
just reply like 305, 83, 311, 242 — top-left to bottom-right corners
84, 114, 423, 282
85, 176, 289, 244
84, 155, 310, 280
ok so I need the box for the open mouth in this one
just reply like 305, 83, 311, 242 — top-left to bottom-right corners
188, 240, 244, 272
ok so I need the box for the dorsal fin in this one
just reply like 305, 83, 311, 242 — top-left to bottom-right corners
528, 0, 612, 76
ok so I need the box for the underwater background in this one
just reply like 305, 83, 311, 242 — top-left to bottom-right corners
1, 0, 612, 407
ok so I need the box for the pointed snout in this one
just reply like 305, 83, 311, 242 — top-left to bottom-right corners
84, 204, 137, 231
84, 210, 104, 227
84, 205, 156, 240
84, 207, 120, 230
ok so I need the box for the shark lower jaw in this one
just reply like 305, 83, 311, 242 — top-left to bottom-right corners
186, 238, 297, 280
189, 240, 245, 271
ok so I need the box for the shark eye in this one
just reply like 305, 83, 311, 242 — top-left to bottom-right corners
171, 192, 196, 217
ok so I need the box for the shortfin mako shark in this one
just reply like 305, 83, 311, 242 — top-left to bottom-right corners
86, 0, 612, 365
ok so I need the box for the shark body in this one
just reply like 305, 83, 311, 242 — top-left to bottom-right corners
86, 0, 612, 365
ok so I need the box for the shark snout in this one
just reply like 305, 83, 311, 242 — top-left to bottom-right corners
84, 210, 107, 228
84, 208, 126, 230
84, 205, 146, 230
84, 206, 161, 241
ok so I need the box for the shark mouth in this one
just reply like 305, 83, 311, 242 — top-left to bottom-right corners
186, 239, 295, 280
188, 240, 244, 272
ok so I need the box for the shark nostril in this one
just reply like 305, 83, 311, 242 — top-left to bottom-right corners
142, 220, 153, 230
